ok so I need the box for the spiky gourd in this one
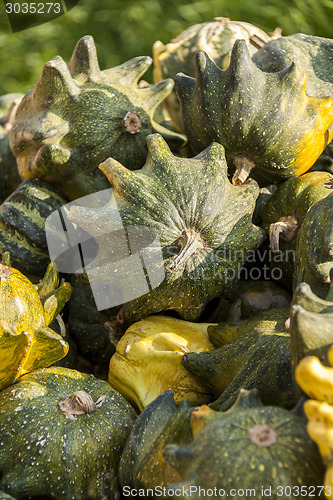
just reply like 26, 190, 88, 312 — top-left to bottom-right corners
8, 36, 185, 200
0, 94, 22, 204
108, 315, 215, 411
0, 178, 68, 281
293, 193, 333, 298
260, 171, 332, 290
0, 255, 72, 391
163, 390, 325, 499
175, 40, 333, 186
0, 367, 136, 500
153, 17, 270, 131
290, 281, 333, 377
119, 391, 193, 494
69, 134, 265, 323
182, 307, 297, 410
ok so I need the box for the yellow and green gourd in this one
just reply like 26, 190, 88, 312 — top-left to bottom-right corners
108, 315, 215, 411
0, 367, 137, 500
8, 36, 185, 201
175, 40, 333, 186
0, 254, 72, 391
69, 133, 265, 323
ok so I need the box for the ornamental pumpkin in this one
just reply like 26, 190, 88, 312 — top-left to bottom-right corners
0, 93, 22, 204
260, 171, 332, 290
153, 17, 270, 131
164, 389, 325, 499
0, 255, 72, 391
290, 281, 333, 378
69, 133, 264, 323
108, 315, 215, 411
119, 391, 193, 494
175, 40, 333, 186
0, 366, 137, 500
0, 178, 68, 281
252, 33, 333, 100
293, 193, 333, 298
8, 35, 185, 201
182, 307, 297, 411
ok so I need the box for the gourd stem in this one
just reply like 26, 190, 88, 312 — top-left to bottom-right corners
169, 228, 205, 271
58, 391, 106, 419
232, 155, 256, 185
248, 424, 278, 447
124, 111, 142, 134
250, 35, 267, 49
0, 263, 13, 279
269, 216, 299, 253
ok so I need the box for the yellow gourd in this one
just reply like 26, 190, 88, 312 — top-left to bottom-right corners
0, 254, 72, 390
108, 315, 215, 411
296, 346, 333, 499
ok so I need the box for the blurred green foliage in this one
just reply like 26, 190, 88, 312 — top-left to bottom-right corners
0, 0, 332, 95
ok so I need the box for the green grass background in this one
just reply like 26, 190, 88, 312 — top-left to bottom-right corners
0, 0, 332, 95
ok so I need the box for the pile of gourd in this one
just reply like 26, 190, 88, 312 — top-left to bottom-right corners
0, 17, 333, 500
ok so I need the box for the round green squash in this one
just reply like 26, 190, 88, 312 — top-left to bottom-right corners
0, 367, 137, 500
8, 36, 185, 201
69, 133, 264, 323
175, 40, 333, 186
0, 178, 68, 281
164, 390, 326, 499
182, 307, 297, 411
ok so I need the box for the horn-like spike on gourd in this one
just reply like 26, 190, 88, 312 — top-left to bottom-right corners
174, 73, 196, 103
99, 156, 133, 187
140, 79, 174, 113
225, 38, 255, 85
33, 56, 80, 101
145, 133, 174, 165
68, 35, 101, 82
195, 50, 219, 90
102, 56, 153, 88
